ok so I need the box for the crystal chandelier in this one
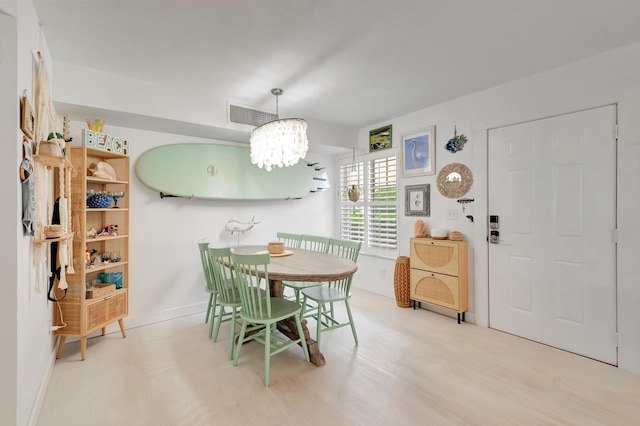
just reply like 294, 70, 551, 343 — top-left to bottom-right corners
250, 88, 309, 171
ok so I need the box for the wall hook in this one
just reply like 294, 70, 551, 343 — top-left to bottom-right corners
466, 215, 474, 223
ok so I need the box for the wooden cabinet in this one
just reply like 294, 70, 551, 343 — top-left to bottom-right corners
410, 237, 468, 323
53, 146, 129, 360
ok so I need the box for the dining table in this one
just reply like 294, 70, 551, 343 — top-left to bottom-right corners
231, 245, 358, 367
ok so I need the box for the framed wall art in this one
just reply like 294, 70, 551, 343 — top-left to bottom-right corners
401, 126, 435, 177
20, 94, 35, 140
369, 124, 392, 152
405, 184, 430, 216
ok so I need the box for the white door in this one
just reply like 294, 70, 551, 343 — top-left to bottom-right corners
488, 105, 617, 364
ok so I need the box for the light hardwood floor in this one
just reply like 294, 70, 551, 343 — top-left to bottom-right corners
38, 288, 640, 425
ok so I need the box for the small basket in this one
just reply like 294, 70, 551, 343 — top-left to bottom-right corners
267, 241, 285, 254
86, 283, 116, 299
38, 141, 63, 157
44, 225, 63, 239
449, 231, 464, 241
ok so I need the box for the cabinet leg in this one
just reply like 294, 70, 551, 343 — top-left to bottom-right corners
55, 336, 67, 359
80, 336, 87, 361
118, 319, 127, 338
101, 327, 106, 336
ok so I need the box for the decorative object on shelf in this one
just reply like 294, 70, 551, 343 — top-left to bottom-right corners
369, 124, 392, 152
414, 219, 426, 237
393, 256, 411, 308
88, 161, 117, 181
82, 128, 130, 155
404, 184, 430, 216
401, 126, 435, 177
20, 91, 35, 140
449, 231, 465, 241
456, 197, 474, 212
97, 224, 118, 236
86, 119, 104, 132
436, 163, 473, 199
445, 125, 468, 153
431, 228, 448, 240
250, 88, 308, 171
109, 191, 125, 208
87, 192, 112, 208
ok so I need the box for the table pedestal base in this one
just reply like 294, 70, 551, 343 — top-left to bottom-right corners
272, 279, 325, 367
277, 317, 325, 367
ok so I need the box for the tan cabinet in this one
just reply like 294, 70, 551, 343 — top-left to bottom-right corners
410, 238, 468, 323
53, 146, 129, 360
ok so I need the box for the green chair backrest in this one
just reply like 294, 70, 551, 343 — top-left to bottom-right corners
231, 252, 271, 320
300, 234, 330, 252
326, 238, 361, 291
198, 241, 216, 292
277, 232, 302, 249
327, 238, 361, 263
208, 247, 239, 304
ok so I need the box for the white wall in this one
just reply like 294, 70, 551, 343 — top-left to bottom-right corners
350, 41, 640, 374
0, 2, 62, 425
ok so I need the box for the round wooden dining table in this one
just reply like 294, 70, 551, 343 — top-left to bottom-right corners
231, 245, 358, 366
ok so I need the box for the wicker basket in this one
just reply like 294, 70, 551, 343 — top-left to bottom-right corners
267, 241, 285, 254
44, 225, 63, 239
449, 231, 464, 241
86, 283, 116, 299
393, 256, 411, 308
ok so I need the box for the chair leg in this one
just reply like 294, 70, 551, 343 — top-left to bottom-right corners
205, 293, 214, 324
228, 308, 237, 360
294, 315, 310, 362
345, 299, 358, 345
264, 324, 271, 387
233, 321, 248, 366
315, 303, 323, 350
209, 306, 225, 342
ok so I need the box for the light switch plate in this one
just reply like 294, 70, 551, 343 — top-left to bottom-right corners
447, 209, 459, 220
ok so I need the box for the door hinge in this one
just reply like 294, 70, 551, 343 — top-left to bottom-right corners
615, 124, 619, 140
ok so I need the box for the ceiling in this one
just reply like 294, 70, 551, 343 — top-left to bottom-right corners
32, 0, 640, 136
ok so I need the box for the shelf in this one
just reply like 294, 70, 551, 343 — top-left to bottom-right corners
84, 261, 128, 274
87, 176, 128, 185
33, 233, 73, 245
85, 234, 128, 243
85, 147, 129, 159
34, 154, 72, 168
86, 208, 129, 212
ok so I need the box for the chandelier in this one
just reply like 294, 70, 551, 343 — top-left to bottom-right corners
250, 88, 309, 171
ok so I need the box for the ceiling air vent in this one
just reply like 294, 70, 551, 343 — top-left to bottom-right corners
229, 104, 278, 127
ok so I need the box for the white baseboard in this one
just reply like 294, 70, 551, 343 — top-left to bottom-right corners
28, 343, 58, 426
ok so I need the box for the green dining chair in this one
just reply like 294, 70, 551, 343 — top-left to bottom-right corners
301, 238, 361, 349
208, 246, 245, 360
197, 241, 223, 338
283, 235, 330, 304
276, 232, 302, 249
231, 252, 310, 387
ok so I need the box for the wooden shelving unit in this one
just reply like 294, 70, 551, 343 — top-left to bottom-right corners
53, 146, 129, 360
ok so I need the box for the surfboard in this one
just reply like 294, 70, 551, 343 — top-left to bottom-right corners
134, 143, 329, 200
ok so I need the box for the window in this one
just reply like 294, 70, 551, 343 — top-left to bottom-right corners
339, 149, 397, 254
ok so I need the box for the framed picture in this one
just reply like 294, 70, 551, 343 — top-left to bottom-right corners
401, 126, 435, 177
20, 95, 35, 140
369, 124, 392, 152
405, 184, 430, 216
